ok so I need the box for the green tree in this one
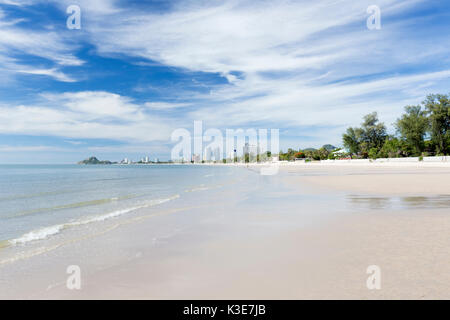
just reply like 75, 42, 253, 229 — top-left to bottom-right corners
395, 105, 429, 156
316, 147, 329, 160
342, 112, 387, 158
342, 127, 363, 155
423, 94, 450, 155
368, 148, 378, 160
361, 112, 387, 151
378, 137, 401, 158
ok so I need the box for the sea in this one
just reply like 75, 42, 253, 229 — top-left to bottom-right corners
0, 164, 239, 248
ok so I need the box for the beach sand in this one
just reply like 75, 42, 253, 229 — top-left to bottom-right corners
1, 164, 449, 299
281, 163, 450, 196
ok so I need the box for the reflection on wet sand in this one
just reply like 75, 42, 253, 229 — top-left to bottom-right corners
347, 194, 450, 210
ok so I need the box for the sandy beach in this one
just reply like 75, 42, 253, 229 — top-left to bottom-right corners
3, 0, 450, 306
281, 162, 450, 196
0, 164, 449, 299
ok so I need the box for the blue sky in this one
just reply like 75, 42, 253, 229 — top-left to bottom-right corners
0, 0, 450, 163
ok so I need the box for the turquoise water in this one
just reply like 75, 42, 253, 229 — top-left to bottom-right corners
0, 164, 236, 245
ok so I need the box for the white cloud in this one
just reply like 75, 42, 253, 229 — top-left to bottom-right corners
144, 102, 191, 110
63, 0, 449, 145
0, 91, 181, 143
16, 67, 76, 82
0, 0, 31, 6
43, 91, 141, 118
80, 0, 425, 75
0, 7, 84, 82
0, 145, 65, 152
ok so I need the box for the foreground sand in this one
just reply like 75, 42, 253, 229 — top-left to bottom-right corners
1, 165, 449, 299
51, 209, 449, 300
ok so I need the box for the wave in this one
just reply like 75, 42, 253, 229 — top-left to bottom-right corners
9, 225, 64, 246
7, 194, 180, 246
185, 184, 210, 192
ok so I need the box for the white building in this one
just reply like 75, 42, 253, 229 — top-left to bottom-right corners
121, 158, 131, 164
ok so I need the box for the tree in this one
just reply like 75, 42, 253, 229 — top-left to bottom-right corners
368, 148, 378, 160
378, 137, 407, 158
342, 112, 387, 158
395, 105, 429, 156
423, 94, 450, 155
361, 112, 387, 151
342, 127, 363, 155
294, 151, 305, 159
316, 147, 329, 160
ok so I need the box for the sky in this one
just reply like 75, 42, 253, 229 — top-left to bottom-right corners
0, 0, 450, 163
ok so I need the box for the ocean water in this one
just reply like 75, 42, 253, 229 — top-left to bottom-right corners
0, 164, 237, 247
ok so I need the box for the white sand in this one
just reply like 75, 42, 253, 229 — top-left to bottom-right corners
281, 163, 450, 195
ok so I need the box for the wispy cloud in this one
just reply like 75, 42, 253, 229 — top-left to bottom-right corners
0, 6, 83, 82
144, 102, 191, 110
16, 67, 76, 82
0, 91, 181, 142
64, 0, 450, 136
0, 145, 66, 152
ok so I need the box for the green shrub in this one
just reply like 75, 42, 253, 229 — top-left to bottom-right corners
368, 147, 378, 160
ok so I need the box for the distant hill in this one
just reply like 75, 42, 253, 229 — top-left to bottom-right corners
322, 144, 337, 151
303, 148, 317, 152
78, 156, 114, 165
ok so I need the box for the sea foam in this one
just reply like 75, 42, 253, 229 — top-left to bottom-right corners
8, 194, 180, 246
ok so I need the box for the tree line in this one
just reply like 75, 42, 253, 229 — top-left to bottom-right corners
278, 145, 339, 161
277, 93, 449, 161
342, 94, 450, 159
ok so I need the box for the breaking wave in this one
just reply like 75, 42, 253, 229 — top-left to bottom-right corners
8, 194, 180, 246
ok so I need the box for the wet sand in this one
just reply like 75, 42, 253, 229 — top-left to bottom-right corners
38, 209, 450, 300
1, 165, 449, 299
